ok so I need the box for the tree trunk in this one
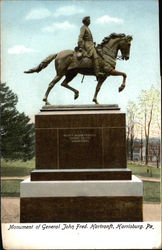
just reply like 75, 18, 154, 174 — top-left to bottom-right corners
145, 137, 149, 165
140, 138, 143, 162
130, 136, 134, 161
157, 160, 159, 168
145, 136, 151, 174
126, 136, 129, 159
157, 145, 160, 168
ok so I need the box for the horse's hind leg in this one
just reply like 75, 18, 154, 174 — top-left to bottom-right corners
61, 71, 79, 99
43, 75, 62, 105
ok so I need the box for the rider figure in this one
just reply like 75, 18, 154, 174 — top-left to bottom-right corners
78, 16, 104, 78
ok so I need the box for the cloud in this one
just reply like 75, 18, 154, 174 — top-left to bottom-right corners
54, 5, 84, 17
8, 45, 38, 54
96, 15, 123, 24
25, 8, 51, 20
42, 21, 75, 32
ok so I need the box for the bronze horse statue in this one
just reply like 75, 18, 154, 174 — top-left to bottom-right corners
24, 33, 133, 105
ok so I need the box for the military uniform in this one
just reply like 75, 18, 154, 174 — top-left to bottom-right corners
78, 25, 97, 58
78, 23, 103, 77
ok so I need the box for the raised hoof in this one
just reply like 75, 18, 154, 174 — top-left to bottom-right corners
74, 91, 79, 100
118, 85, 125, 92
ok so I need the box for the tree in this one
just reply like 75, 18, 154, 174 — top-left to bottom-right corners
134, 121, 144, 162
149, 139, 160, 168
138, 85, 160, 167
149, 121, 161, 168
126, 101, 137, 161
0, 82, 35, 161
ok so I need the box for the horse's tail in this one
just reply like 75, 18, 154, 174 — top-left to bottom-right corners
24, 54, 57, 74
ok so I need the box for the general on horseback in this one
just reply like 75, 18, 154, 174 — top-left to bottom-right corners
24, 16, 133, 105
76, 16, 104, 78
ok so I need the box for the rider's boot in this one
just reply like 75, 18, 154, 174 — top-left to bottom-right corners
94, 58, 104, 79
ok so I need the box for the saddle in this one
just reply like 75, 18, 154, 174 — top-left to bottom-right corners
68, 46, 105, 72
74, 46, 103, 60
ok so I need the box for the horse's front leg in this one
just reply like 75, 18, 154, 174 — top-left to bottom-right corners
93, 76, 107, 104
110, 69, 127, 92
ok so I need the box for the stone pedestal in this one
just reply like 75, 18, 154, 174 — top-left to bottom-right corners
35, 104, 126, 170
20, 105, 143, 222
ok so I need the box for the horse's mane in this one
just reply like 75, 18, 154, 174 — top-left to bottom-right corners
97, 33, 126, 48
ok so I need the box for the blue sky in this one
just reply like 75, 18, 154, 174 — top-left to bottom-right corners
1, 0, 160, 120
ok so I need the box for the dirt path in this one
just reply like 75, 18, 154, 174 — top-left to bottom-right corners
1, 197, 161, 223
143, 203, 161, 221
136, 175, 160, 182
1, 198, 20, 223
1, 176, 30, 180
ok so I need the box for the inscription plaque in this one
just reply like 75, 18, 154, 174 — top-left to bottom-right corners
59, 129, 102, 169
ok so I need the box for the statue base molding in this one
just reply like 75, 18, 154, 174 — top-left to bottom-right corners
31, 168, 132, 181
20, 176, 143, 222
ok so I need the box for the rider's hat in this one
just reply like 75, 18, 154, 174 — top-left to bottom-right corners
82, 16, 90, 24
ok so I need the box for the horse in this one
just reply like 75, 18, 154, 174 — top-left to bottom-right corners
24, 33, 133, 105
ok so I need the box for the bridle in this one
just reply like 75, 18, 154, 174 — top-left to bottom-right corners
102, 44, 124, 61
101, 36, 131, 61
117, 55, 123, 60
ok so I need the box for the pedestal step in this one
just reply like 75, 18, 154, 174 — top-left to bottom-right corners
31, 168, 132, 181
20, 175, 143, 222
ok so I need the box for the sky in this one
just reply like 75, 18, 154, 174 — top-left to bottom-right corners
1, 0, 160, 120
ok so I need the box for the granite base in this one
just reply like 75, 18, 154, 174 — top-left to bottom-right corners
20, 175, 143, 222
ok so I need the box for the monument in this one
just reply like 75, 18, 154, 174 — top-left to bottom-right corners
20, 17, 143, 222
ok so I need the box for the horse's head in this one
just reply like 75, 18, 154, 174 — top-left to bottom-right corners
98, 33, 133, 61
118, 35, 133, 60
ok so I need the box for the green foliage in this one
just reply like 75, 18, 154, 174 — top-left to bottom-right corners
0, 83, 35, 161
138, 85, 160, 126
138, 85, 160, 165
143, 181, 160, 202
126, 85, 160, 165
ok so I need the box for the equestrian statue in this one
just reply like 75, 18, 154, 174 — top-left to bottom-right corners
24, 16, 133, 105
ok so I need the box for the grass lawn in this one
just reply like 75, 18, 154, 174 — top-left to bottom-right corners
143, 181, 161, 203
1, 159, 160, 178
128, 163, 160, 178
1, 159, 35, 177
1, 179, 23, 197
